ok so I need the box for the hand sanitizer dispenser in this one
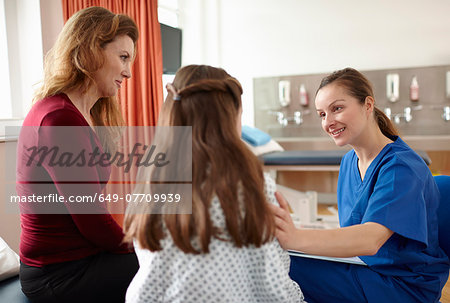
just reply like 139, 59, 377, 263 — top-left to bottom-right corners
299, 84, 309, 107
386, 73, 400, 102
410, 76, 419, 102
278, 80, 291, 107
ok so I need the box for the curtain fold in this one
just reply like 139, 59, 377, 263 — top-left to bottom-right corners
61, 0, 163, 224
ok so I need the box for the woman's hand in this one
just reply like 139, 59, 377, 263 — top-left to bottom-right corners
269, 191, 300, 250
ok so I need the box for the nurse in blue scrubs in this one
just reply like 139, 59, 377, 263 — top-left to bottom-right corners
270, 68, 449, 303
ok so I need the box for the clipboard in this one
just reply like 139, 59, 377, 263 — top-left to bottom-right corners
288, 250, 367, 266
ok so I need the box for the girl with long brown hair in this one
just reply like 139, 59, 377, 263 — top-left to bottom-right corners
124, 65, 304, 302
271, 68, 449, 302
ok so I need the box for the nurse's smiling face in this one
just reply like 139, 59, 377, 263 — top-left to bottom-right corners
315, 83, 370, 147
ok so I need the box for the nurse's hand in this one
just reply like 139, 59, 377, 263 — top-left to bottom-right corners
269, 191, 300, 250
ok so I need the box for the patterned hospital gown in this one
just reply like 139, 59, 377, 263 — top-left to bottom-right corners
126, 174, 305, 303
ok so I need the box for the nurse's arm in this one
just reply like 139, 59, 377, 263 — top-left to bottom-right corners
291, 223, 393, 257
272, 192, 393, 257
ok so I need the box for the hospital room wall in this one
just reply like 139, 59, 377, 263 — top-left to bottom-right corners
179, 0, 450, 127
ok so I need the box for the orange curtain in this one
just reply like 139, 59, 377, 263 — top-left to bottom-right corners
62, 0, 164, 224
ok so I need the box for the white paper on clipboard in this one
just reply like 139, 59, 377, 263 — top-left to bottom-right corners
288, 250, 367, 266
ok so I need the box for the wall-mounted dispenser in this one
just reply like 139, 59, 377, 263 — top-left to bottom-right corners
386, 73, 400, 102
410, 76, 419, 102
299, 84, 309, 107
278, 80, 291, 107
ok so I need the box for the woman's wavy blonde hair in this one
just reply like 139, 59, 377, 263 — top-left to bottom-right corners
34, 6, 138, 151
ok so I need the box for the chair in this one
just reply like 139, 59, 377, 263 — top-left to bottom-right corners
0, 275, 30, 303
435, 175, 450, 258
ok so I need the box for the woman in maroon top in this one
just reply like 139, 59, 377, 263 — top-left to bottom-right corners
17, 7, 139, 303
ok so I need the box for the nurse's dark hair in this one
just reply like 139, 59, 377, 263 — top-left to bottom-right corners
317, 67, 399, 138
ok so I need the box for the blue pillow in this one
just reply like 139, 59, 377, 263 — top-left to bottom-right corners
241, 125, 271, 146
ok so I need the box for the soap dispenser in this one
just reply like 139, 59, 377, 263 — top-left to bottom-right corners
299, 84, 309, 107
278, 80, 291, 107
386, 73, 400, 102
410, 76, 419, 102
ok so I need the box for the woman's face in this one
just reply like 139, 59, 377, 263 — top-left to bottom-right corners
93, 35, 135, 98
315, 83, 371, 147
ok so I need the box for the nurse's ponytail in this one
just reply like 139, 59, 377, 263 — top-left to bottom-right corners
373, 107, 398, 138
317, 68, 399, 138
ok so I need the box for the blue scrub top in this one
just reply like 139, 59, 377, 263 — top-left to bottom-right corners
337, 136, 449, 292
